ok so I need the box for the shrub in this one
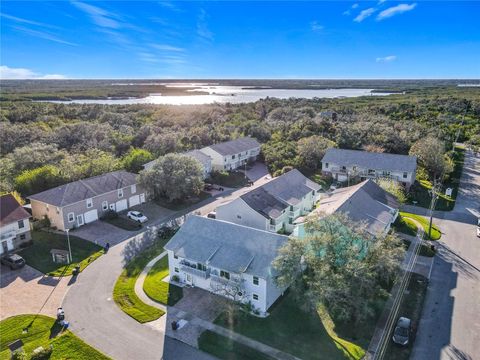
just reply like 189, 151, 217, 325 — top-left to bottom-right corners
171, 274, 180, 282
101, 210, 118, 220
11, 349, 27, 360
30, 346, 53, 360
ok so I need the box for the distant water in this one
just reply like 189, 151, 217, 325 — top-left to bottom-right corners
47, 85, 396, 105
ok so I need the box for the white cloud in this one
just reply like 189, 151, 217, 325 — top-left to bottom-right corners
378, 0, 387, 4
0, 13, 58, 29
12, 26, 77, 46
352, 3, 359, 9
354, 8, 376, 22
151, 44, 185, 52
376, 55, 397, 63
71, 1, 121, 29
377, 3, 417, 20
197, 9, 213, 41
0, 65, 67, 79
311, 21, 324, 32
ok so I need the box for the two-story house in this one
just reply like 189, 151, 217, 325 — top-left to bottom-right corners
321, 148, 417, 189
143, 150, 213, 179
0, 194, 31, 255
216, 169, 322, 233
294, 179, 399, 238
199, 137, 261, 171
165, 215, 289, 315
28, 170, 146, 231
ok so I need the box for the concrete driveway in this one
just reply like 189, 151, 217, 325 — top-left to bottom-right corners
411, 149, 480, 360
243, 162, 270, 182
0, 264, 71, 320
71, 220, 133, 247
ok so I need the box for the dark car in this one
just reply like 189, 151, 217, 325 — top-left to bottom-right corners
1, 254, 26, 270
392, 317, 411, 346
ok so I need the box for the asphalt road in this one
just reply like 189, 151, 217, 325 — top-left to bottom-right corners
62, 167, 273, 360
411, 149, 480, 360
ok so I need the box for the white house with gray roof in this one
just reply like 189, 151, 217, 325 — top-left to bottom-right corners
321, 148, 417, 189
28, 170, 146, 231
294, 179, 399, 238
199, 137, 261, 171
165, 215, 289, 315
143, 150, 213, 179
216, 169, 322, 233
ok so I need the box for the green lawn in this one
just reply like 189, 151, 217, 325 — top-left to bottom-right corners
206, 171, 249, 188
310, 173, 333, 191
392, 216, 418, 237
198, 331, 275, 360
113, 237, 171, 323
212, 292, 369, 360
103, 217, 142, 231
143, 256, 183, 306
407, 147, 465, 211
155, 191, 211, 211
384, 274, 429, 360
0, 314, 110, 359
19, 231, 104, 277
399, 212, 441, 240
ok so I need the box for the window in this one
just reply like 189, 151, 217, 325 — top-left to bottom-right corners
86, 198, 93, 208
18, 220, 25, 229
289, 205, 293, 211
56, 207, 60, 214
403, 172, 408, 179
220, 270, 230, 280
253, 276, 259, 285
382, 170, 391, 176
102, 201, 108, 211
68, 212, 75, 222
325, 162, 329, 169
253, 294, 259, 301
237, 215, 242, 219
197, 263, 207, 271
174, 254, 178, 259
289, 218, 293, 224
341, 166, 346, 170
174, 267, 179, 273
46, 204, 49, 212
20, 234, 26, 240
232, 155, 236, 159
368, 169, 375, 175
118, 189, 124, 198
352, 166, 357, 171
131, 184, 136, 194
270, 218, 275, 225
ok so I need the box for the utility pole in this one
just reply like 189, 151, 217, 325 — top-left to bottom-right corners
428, 178, 439, 239
65, 228, 72, 264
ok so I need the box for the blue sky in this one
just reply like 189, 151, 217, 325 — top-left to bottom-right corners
1, 1, 479, 79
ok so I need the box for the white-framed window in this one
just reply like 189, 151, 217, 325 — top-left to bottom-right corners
20, 234, 26, 240
86, 198, 93, 208
118, 188, 124, 198
237, 215, 242, 219
131, 184, 137, 194
253, 294, 259, 300
174, 254, 178, 259
18, 220, 25, 229
102, 201, 108, 211
174, 267, 179, 273
325, 162, 329, 169
68, 212, 75, 222
220, 270, 230, 280
403, 172, 408, 179
253, 276, 259, 285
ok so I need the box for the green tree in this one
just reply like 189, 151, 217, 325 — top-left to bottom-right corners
375, 178, 407, 204
273, 213, 403, 325
296, 135, 335, 172
122, 148, 154, 173
137, 153, 204, 202
59, 149, 122, 181
14, 165, 66, 196
409, 136, 453, 180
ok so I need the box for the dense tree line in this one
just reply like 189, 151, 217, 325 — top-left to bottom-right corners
0, 89, 478, 197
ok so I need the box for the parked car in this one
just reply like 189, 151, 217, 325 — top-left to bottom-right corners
127, 211, 148, 223
392, 317, 411, 346
204, 183, 213, 191
476, 226, 480, 238
330, 182, 340, 191
1, 254, 26, 270
207, 211, 216, 219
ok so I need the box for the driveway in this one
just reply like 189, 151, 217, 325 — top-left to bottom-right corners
411, 149, 480, 360
0, 265, 71, 321
243, 162, 270, 182
72, 221, 132, 247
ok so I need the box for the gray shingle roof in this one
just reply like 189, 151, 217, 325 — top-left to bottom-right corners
0, 194, 30, 226
313, 179, 398, 235
165, 216, 288, 278
262, 169, 321, 206
28, 170, 137, 207
322, 148, 417, 173
185, 150, 212, 167
207, 137, 260, 156
240, 187, 288, 219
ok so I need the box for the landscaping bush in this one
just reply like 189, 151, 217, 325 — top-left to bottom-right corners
101, 210, 118, 220
30, 346, 53, 360
11, 349, 27, 360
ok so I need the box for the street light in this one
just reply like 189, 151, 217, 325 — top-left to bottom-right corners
65, 228, 72, 264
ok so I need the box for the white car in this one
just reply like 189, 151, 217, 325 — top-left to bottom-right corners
127, 211, 148, 223
477, 227, 480, 238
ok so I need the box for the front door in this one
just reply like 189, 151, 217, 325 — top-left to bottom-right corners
77, 214, 85, 226
140, 193, 146, 203
185, 274, 193, 285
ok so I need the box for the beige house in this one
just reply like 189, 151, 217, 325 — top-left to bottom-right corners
28, 171, 146, 231
0, 194, 31, 255
199, 137, 261, 171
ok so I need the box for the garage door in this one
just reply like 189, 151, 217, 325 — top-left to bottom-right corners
129, 195, 140, 207
116, 199, 128, 212
84, 209, 98, 224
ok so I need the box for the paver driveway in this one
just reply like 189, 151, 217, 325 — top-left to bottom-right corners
0, 265, 70, 320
